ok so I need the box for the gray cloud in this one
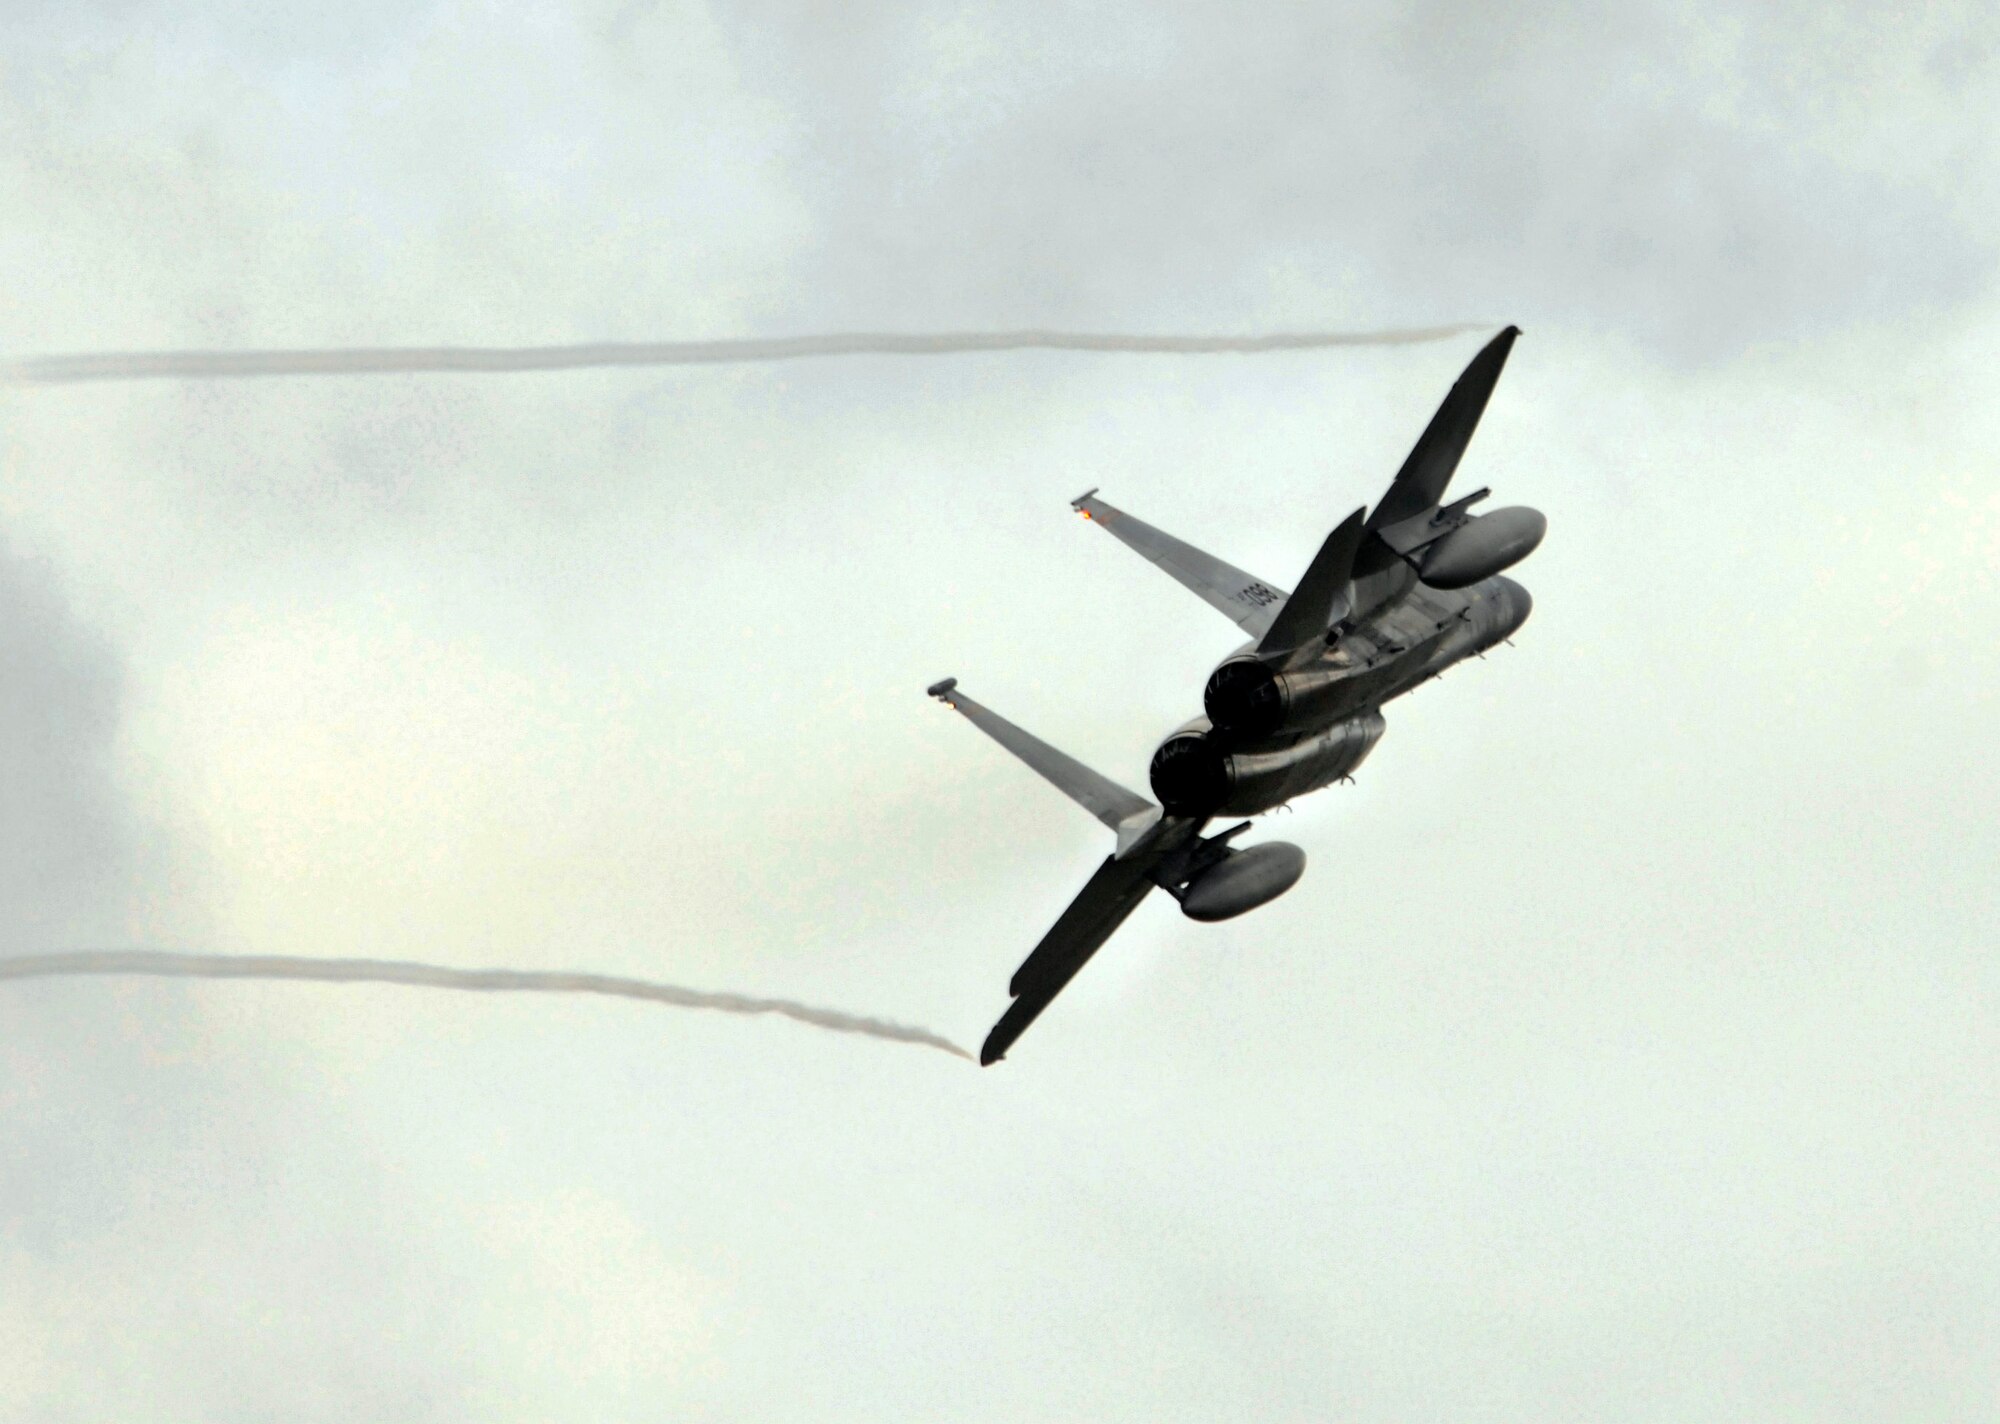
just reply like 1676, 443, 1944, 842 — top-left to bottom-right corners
721, 1, 1998, 359
0, 541, 129, 953
0, 546, 490, 1419
3, 3, 1998, 1420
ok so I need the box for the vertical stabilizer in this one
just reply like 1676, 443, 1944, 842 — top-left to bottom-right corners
1255, 509, 1367, 659
929, 680, 1161, 853
1071, 490, 1289, 639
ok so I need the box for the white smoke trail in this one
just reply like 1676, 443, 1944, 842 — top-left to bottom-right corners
0, 326, 1488, 384
0, 950, 971, 1060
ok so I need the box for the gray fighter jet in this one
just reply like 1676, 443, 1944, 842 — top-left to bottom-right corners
931, 326, 1540, 1065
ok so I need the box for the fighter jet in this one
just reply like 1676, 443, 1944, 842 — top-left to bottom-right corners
931, 326, 1540, 1065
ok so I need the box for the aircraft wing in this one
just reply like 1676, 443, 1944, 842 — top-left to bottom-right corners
924, 678, 1206, 1064
981, 851, 1159, 1065
1366, 325, 1521, 532
1073, 490, 1288, 639
981, 814, 1207, 1065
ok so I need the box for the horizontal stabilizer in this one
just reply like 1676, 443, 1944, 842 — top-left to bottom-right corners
1367, 326, 1520, 532
1073, 490, 1288, 639
1255, 508, 1367, 658
930, 681, 1159, 847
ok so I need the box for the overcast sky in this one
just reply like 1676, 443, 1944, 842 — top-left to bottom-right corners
3, 3, 1997, 1420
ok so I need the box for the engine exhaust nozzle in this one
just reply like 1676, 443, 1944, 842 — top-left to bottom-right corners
1203, 658, 1285, 737
1149, 730, 1228, 814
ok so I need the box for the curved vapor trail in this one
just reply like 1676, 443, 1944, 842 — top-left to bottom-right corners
0, 325, 1489, 384
0, 950, 971, 1060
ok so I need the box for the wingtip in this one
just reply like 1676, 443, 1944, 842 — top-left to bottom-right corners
979, 1018, 1013, 1065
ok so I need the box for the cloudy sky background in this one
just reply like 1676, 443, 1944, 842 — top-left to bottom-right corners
3, 2, 1997, 1419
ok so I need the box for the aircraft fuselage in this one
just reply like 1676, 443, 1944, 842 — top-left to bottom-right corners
1150, 572, 1532, 817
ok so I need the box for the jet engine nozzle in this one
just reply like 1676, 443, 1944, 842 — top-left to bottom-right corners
1152, 710, 1387, 817
1204, 658, 1285, 737
1149, 729, 1228, 815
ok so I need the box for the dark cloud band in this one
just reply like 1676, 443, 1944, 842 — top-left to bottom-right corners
0, 950, 971, 1059
0, 326, 1487, 384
